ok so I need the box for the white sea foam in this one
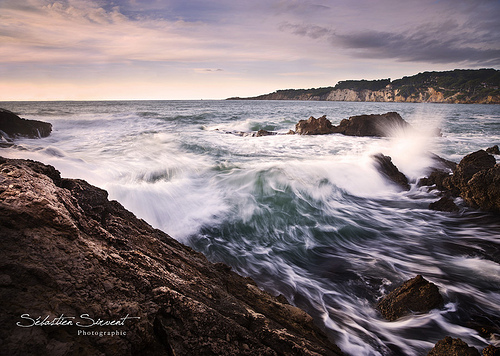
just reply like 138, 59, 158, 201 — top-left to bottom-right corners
1, 100, 499, 356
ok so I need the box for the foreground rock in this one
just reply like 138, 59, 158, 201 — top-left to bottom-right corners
0, 108, 52, 140
372, 154, 410, 190
0, 157, 343, 356
295, 112, 412, 137
377, 275, 444, 321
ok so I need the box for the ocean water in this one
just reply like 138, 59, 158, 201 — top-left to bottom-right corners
1, 100, 499, 355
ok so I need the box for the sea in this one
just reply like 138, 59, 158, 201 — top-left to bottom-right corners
1, 100, 499, 355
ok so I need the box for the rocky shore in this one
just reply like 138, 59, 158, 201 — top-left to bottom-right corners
0, 157, 343, 355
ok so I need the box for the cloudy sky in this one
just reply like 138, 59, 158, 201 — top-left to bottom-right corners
1, 0, 499, 100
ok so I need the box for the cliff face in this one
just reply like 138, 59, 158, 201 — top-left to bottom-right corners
228, 69, 500, 104
242, 87, 500, 104
0, 157, 342, 356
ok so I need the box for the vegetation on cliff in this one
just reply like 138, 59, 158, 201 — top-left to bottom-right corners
228, 69, 500, 104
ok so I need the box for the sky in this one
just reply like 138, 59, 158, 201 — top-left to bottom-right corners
0, 0, 499, 100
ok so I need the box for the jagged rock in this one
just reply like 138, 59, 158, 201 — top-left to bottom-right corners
295, 115, 335, 135
334, 112, 411, 137
427, 336, 480, 356
429, 196, 459, 212
442, 150, 499, 212
418, 170, 453, 191
0, 157, 343, 356
294, 112, 413, 137
372, 153, 410, 191
486, 145, 500, 155
445, 150, 496, 194
0, 108, 52, 140
377, 275, 444, 321
482, 345, 500, 356
464, 165, 500, 212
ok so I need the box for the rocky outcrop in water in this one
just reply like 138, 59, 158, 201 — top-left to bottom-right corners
377, 275, 444, 321
333, 112, 411, 137
421, 150, 500, 214
0, 157, 343, 356
486, 145, 500, 155
295, 112, 411, 137
295, 115, 336, 135
372, 154, 410, 191
0, 108, 52, 140
429, 196, 459, 212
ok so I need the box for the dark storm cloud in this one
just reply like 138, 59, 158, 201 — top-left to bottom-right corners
333, 27, 500, 66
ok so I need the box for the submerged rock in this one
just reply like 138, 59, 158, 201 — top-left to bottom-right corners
427, 336, 480, 356
0, 157, 343, 356
429, 196, 459, 212
377, 275, 444, 321
253, 129, 276, 137
372, 153, 410, 191
0, 108, 52, 140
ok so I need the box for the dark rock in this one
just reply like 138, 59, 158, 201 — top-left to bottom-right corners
333, 112, 411, 137
482, 345, 500, 356
464, 165, 500, 212
418, 170, 452, 191
446, 150, 496, 194
429, 196, 459, 212
254, 129, 276, 137
427, 336, 480, 356
486, 145, 500, 155
294, 112, 414, 137
377, 275, 444, 321
0, 157, 343, 356
372, 153, 410, 191
295, 115, 335, 135
0, 108, 52, 139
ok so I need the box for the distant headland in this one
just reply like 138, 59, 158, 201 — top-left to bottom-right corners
227, 69, 500, 104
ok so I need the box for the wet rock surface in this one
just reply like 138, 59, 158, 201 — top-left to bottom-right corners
429, 196, 459, 212
333, 112, 411, 137
377, 275, 444, 321
0, 108, 52, 140
295, 115, 336, 135
0, 157, 343, 356
372, 153, 410, 191
295, 112, 412, 137
427, 336, 481, 356
421, 149, 500, 214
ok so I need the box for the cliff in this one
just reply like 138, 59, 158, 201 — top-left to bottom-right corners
0, 157, 343, 356
228, 69, 500, 104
